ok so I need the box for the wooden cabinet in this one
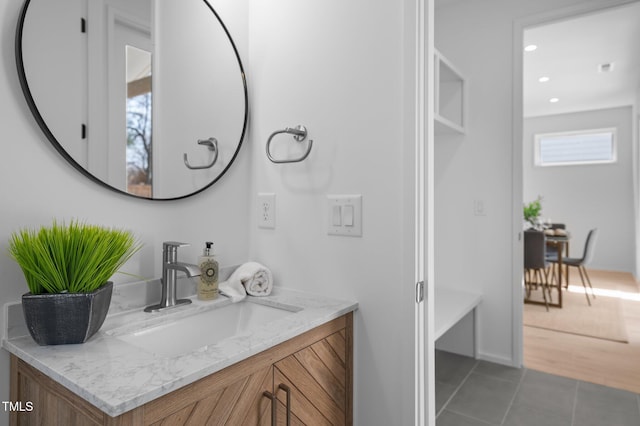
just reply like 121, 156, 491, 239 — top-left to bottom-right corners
273, 329, 349, 425
10, 313, 352, 426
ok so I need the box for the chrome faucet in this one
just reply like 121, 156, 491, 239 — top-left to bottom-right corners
144, 242, 201, 312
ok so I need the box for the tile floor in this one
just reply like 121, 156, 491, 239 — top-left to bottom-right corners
436, 350, 640, 426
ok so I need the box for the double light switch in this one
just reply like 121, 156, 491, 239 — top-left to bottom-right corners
327, 195, 362, 237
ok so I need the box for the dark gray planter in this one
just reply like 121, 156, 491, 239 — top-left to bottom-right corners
21, 281, 113, 345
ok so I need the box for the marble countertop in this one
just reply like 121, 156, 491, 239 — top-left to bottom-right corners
2, 280, 357, 418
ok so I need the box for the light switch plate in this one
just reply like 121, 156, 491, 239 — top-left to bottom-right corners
473, 199, 486, 216
327, 194, 362, 237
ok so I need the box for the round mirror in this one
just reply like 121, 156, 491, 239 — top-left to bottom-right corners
16, 0, 248, 200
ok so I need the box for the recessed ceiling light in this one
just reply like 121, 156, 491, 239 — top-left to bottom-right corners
538, 76, 550, 83
549, 98, 559, 103
524, 44, 538, 52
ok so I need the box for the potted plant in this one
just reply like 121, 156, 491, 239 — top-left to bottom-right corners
8, 220, 141, 345
523, 196, 543, 229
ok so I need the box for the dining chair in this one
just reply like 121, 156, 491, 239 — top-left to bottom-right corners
548, 228, 598, 306
524, 229, 554, 310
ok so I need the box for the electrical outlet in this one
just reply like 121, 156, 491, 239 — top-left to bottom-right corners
258, 193, 276, 229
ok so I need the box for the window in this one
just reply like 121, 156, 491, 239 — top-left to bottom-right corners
534, 128, 616, 167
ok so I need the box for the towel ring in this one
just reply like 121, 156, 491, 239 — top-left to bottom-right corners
266, 125, 314, 164
184, 137, 219, 170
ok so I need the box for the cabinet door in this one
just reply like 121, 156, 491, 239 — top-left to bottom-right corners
274, 330, 349, 426
144, 365, 273, 425
11, 356, 105, 426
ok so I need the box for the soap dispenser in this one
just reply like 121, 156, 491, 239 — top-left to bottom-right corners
197, 242, 219, 300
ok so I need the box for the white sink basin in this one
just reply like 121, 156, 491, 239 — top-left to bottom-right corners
114, 301, 300, 357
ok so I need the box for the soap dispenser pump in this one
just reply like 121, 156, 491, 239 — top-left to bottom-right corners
197, 242, 219, 300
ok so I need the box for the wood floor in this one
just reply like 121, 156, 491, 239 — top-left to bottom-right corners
523, 268, 640, 394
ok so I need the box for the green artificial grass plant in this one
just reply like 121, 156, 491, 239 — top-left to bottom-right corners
8, 220, 141, 294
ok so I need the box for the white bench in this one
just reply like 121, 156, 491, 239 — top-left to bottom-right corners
434, 287, 482, 357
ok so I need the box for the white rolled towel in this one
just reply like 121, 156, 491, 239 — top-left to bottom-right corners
218, 279, 246, 303
227, 262, 273, 296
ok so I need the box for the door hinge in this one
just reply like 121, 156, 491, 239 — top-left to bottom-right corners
81, 18, 87, 33
416, 281, 425, 303
81, 124, 87, 139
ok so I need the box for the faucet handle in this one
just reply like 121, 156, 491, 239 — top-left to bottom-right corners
163, 241, 190, 255
163, 242, 190, 263
163, 241, 190, 249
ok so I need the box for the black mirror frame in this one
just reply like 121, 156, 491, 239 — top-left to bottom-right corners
15, 0, 248, 201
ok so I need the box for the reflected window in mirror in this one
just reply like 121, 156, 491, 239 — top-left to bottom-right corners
126, 45, 153, 198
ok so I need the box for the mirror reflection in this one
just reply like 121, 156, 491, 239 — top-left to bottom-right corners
17, 0, 247, 200
126, 46, 153, 197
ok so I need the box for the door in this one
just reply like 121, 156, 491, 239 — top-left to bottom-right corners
415, 0, 436, 424
273, 330, 350, 425
144, 364, 274, 425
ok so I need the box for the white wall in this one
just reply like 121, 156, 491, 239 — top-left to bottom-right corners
247, 0, 418, 424
524, 107, 635, 273
434, 0, 629, 365
0, 0, 250, 424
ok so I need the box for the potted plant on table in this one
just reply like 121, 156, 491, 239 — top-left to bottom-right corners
523, 196, 543, 230
8, 220, 141, 345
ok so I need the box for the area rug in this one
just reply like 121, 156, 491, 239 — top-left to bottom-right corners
524, 289, 628, 343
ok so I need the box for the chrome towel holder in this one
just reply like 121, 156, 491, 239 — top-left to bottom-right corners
266, 125, 313, 164
184, 137, 219, 170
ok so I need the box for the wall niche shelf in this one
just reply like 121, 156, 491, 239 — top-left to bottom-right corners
435, 49, 466, 134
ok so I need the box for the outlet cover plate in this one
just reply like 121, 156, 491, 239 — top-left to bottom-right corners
258, 193, 276, 229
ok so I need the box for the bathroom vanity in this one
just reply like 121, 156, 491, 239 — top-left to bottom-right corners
4, 285, 357, 425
